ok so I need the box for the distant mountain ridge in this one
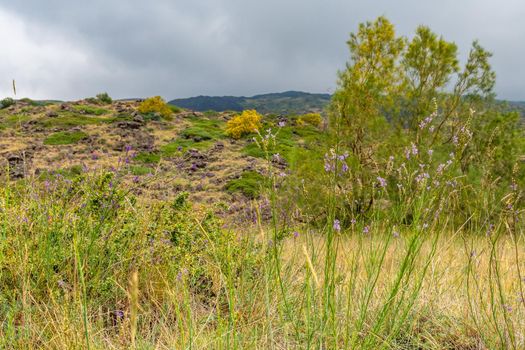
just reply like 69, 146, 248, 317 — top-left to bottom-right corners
168, 91, 331, 114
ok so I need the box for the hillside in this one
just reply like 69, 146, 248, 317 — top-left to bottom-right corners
0, 98, 324, 223
168, 90, 331, 114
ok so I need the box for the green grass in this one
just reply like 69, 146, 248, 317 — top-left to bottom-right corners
72, 105, 109, 115
242, 126, 301, 160
225, 171, 266, 198
130, 165, 154, 175
0, 170, 521, 349
43, 131, 88, 145
134, 152, 161, 164
38, 112, 117, 128
38, 165, 84, 179
0, 113, 33, 129
182, 117, 225, 140
161, 139, 214, 156
159, 116, 226, 155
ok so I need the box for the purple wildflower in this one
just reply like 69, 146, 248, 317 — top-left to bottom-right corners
115, 310, 125, 320
333, 219, 341, 232
412, 144, 418, 155
377, 176, 387, 188
405, 148, 411, 160
363, 226, 370, 234
486, 223, 495, 236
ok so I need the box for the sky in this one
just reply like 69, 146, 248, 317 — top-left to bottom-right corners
0, 0, 524, 101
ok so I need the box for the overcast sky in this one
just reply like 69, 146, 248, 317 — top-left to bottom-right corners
0, 0, 523, 101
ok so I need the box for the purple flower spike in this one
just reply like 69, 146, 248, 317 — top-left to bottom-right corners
333, 219, 341, 232
377, 176, 387, 188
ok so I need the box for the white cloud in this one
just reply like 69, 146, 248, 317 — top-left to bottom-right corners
0, 8, 103, 99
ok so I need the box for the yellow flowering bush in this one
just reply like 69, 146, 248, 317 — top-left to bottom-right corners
225, 110, 262, 139
297, 113, 322, 127
138, 96, 172, 118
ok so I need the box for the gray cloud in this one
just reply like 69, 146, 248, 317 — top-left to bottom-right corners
0, 0, 523, 100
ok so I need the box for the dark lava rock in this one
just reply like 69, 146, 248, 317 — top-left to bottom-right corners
5, 152, 31, 179
132, 114, 145, 123
115, 121, 143, 130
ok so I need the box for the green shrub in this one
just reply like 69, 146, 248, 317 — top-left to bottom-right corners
96, 92, 113, 104
1, 97, 15, 109
43, 131, 88, 145
225, 171, 266, 199
181, 126, 216, 141
242, 126, 296, 161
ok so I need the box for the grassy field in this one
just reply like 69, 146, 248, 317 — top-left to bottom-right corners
0, 165, 523, 349
0, 96, 523, 349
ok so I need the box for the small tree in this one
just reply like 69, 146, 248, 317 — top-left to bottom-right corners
226, 110, 262, 139
330, 16, 508, 220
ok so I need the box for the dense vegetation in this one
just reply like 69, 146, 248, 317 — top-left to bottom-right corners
0, 16, 524, 349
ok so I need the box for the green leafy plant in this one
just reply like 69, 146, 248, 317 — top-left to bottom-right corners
0, 97, 15, 109
225, 171, 265, 198
96, 92, 113, 104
